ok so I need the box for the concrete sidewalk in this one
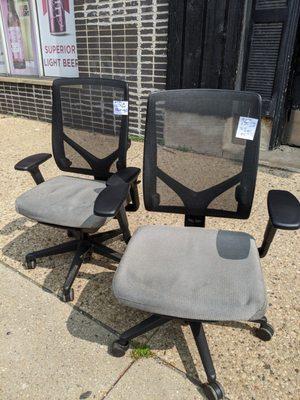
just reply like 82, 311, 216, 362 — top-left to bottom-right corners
0, 263, 202, 400
0, 115, 299, 400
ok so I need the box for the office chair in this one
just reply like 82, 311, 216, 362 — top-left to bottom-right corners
109, 89, 300, 399
14, 77, 140, 302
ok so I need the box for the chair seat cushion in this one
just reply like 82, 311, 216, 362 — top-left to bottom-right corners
16, 176, 108, 230
113, 226, 267, 321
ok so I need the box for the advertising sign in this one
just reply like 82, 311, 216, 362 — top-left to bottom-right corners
0, 0, 39, 75
36, 0, 78, 77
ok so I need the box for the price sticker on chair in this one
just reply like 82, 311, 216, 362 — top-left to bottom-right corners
113, 101, 129, 115
236, 117, 258, 141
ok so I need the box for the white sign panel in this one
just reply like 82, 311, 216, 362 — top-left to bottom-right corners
36, 0, 78, 77
236, 116, 258, 141
113, 100, 128, 115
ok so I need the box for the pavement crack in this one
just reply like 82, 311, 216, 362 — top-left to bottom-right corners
100, 360, 136, 399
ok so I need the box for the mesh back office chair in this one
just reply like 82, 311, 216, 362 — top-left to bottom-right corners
110, 90, 300, 399
14, 77, 140, 302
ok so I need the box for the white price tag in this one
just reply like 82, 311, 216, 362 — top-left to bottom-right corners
236, 117, 258, 141
113, 101, 128, 115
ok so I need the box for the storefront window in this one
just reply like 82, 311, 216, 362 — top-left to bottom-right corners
0, 0, 78, 77
0, 37, 7, 73
36, 0, 78, 77
0, 0, 39, 75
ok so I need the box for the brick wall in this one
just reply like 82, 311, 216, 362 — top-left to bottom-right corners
75, 0, 169, 136
0, 0, 169, 136
0, 82, 52, 122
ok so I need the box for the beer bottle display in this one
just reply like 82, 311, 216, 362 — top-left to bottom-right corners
47, 0, 66, 35
17, 0, 33, 62
7, 0, 26, 69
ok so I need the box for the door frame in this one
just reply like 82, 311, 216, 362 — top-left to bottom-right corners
270, 0, 300, 148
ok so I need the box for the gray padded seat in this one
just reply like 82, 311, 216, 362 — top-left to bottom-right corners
16, 175, 108, 230
113, 225, 267, 321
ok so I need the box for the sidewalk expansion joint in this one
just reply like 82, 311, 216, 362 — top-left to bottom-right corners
100, 360, 136, 399
0, 260, 119, 336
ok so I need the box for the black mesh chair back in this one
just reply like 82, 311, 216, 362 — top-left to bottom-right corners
52, 77, 129, 180
143, 89, 261, 220
109, 87, 300, 398
14, 76, 142, 304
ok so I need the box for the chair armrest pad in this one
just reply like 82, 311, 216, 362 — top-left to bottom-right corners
14, 153, 52, 171
268, 190, 300, 230
112, 167, 141, 184
94, 181, 130, 217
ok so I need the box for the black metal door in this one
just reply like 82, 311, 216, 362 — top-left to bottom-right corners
166, 0, 246, 90
166, 0, 300, 148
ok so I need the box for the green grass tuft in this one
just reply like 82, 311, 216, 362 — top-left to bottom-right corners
131, 343, 152, 360
177, 145, 192, 152
129, 134, 144, 142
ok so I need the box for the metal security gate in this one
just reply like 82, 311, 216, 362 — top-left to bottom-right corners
285, 22, 300, 146
243, 0, 300, 148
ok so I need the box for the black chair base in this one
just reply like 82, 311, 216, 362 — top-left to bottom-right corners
25, 227, 127, 302
110, 314, 274, 399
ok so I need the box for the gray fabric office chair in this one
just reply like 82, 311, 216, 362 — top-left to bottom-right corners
15, 77, 140, 302
110, 89, 300, 399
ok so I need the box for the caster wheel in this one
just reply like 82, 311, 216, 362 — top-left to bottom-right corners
203, 382, 225, 400
255, 323, 274, 341
61, 288, 74, 302
25, 257, 36, 270
110, 340, 129, 358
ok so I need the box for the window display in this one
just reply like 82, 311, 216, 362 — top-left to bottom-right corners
36, 0, 78, 77
0, 0, 39, 74
0, 37, 7, 73
0, 0, 79, 77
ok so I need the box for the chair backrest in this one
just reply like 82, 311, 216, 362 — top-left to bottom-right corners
143, 89, 261, 221
52, 77, 129, 180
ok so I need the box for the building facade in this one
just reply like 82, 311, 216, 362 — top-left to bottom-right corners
0, 0, 299, 148
0, 0, 169, 137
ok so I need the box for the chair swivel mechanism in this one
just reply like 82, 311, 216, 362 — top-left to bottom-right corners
14, 77, 140, 302
109, 89, 300, 399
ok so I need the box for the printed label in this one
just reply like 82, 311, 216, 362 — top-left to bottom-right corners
113, 100, 128, 115
236, 117, 258, 141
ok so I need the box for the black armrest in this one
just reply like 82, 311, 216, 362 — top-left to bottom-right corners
15, 153, 52, 171
14, 153, 52, 185
267, 190, 300, 230
107, 167, 141, 212
259, 190, 300, 258
94, 181, 130, 218
112, 167, 141, 184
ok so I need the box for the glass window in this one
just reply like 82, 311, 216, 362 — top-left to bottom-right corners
0, 36, 8, 73
36, 0, 78, 77
0, 0, 39, 75
0, 0, 79, 77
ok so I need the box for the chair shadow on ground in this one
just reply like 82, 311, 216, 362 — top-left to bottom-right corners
1, 217, 255, 388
